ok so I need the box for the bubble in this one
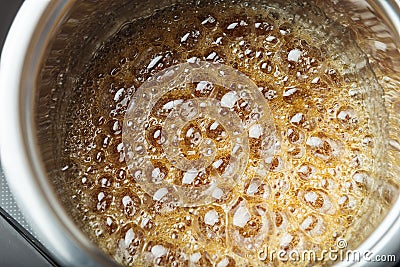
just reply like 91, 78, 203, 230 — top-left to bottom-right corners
223, 17, 251, 38
116, 189, 141, 217
195, 205, 226, 244
146, 125, 165, 149
97, 174, 113, 187
288, 49, 302, 62
90, 188, 113, 213
287, 127, 304, 144
351, 170, 373, 192
362, 135, 374, 147
94, 116, 106, 126
153, 188, 169, 201
108, 119, 122, 135
254, 19, 275, 36
123, 61, 276, 207
182, 123, 203, 148
290, 112, 305, 125
306, 133, 342, 161
216, 256, 236, 267
337, 106, 358, 129
266, 156, 284, 172
297, 163, 315, 180
101, 215, 119, 235
300, 189, 336, 215
283, 87, 302, 103
177, 28, 201, 49
278, 231, 309, 254
201, 15, 217, 28
244, 177, 271, 199
228, 199, 270, 258
115, 224, 145, 261
287, 146, 305, 159
194, 80, 214, 97
300, 214, 326, 237
64, 1, 382, 265
273, 211, 289, 230
260, 60, 274, 74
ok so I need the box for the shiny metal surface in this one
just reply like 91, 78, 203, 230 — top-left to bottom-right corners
0, 164, 37, 240
0, 1, 117, 266
0, 0, 399, 266
368, 0, 400, 41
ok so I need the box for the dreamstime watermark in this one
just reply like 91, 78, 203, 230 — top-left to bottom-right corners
257, 239, 397, 263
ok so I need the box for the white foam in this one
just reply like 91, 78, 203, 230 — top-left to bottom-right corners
122, 196, 132, 207
283, 87, 298, 97
190, 252, 201, 263
124, 228, 135, 246
305, 191, 318, 204
247, 181, 259, 195
249, 124, 263, 138
151, 245, 167, 258
182, 169, 198, 184
280, 233, 293, 247
210, 121, 219, 130
233, 203, 251, 228
212, 159, 223, 169
288, 49, 302, 62
221, 91, 239, 108
204, 209, 219, 226
153, 188, 168, 201
290, 113, 304, 124
217, 258, 230, 267
306, 136, 323, 147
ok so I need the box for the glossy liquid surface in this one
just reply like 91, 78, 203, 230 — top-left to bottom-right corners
64, 1, 383, 266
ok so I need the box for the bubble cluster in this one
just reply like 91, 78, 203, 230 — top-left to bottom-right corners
63, 0, 379, 266
123, 62, 276, 207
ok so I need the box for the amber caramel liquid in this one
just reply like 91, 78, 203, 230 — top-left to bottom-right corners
64, 1, 380, 266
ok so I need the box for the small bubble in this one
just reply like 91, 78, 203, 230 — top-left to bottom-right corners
287, 127, 304, 144
283, 87, 301, 103
337, 106, 358, 129
297, 164, 314, 180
